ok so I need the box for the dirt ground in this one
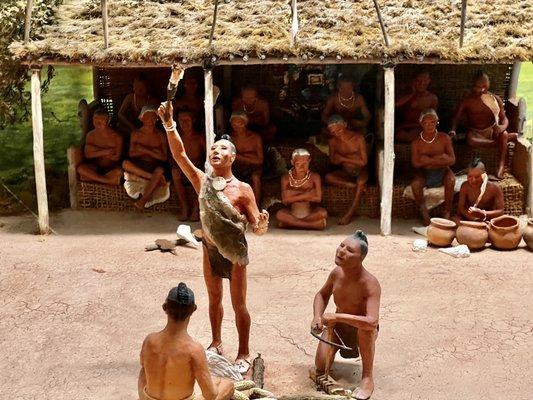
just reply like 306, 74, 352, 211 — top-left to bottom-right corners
0, 210, 531, 400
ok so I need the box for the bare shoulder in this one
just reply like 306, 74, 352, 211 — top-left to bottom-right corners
238, 180, 254, 198
363, 270, 381, 293
311, 171, 321, 181
355, 93, 367, 104
329, 266, 343, 280
438, 132, 452, 144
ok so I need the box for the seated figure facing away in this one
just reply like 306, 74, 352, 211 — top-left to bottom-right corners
138, 283, 234, 400
321, 77, 371, 137
276, 148, 328, 230
232, 85, 277, 143
311, 231, 381, 400
229, 112, 264, 205
77, 108, 123, 185
171, 110, 206, 221
122, 106, 169, 209
450, 72, 517, 179
325, 115, 368, 225
118, 74, 159, 135
411, 109, 456, 225
453, 158, 504, 224
395, 70, 439, 142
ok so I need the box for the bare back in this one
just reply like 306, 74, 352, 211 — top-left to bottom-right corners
141, 332, 198, 400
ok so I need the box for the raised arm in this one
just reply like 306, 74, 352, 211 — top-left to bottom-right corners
321, 96, 335, 125
157, 101, 204, 193
191, 343, 218, 400
351, 96, 371, 129
312, 270, 335, 332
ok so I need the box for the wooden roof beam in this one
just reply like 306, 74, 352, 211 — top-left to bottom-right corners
208, 0, 220, 47
372, 0, 390, 47
102, 0, 109, 48
290, 0, 298, 47
24, 0, 34, 44
460, 0, 467, 47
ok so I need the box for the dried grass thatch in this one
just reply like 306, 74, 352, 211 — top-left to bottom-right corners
9, 0, 533, 65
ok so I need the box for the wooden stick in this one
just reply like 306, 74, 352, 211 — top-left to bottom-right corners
204, 68, 215, 174
66, 147, 79, 209
380, 66, 395, 236
372, 0, 390, 47
208, 0, 220, 47
101, 0, 109, 48
290, 0, 298, 47
459, 0, 467, 47
24, 0, 34, 44
30, 69, 51, 234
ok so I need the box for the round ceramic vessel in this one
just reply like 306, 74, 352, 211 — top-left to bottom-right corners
427, 218, 457, 247
522, 218, 533, 250
488, 215, 522, 250
456, 220, 488, 250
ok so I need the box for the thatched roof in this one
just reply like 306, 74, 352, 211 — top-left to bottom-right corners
10, 0, 533, 65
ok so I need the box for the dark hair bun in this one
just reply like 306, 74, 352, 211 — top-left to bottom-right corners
220, 134, 233, 143
354, 230, 368, 245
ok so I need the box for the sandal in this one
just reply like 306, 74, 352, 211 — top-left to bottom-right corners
206, 344, 223, 355
234, 358, 251, 374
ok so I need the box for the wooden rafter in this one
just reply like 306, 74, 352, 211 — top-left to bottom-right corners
208, 0, 220, 47
372, 0, 390, 47
459, 0, 467, 47
290, 0, 298, 47
101, 0, 109, 48
24, 0, 34, 44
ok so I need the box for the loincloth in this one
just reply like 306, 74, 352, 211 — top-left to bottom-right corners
142, 386, 194, 400
425, 168, 445, 189
203, 237, 237, 279
468, 126, 495, 141
343, 166, 361, 179
333, 323, 380, 359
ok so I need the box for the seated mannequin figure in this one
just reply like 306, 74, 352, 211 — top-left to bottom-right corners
411, 109, 456, 225
138, 283, 235, 400
276, 148, 328, 230
229, 112, 264, 205
311, 231, 381, 400
325, 115, 368, 225
322, 77, 371, 136
395, 70, 439, 142
450, 72, 517, 179
77, 109, 123, 185
118, 74, 159, 135
171, 110, 206, 221
122, 106, 169, 209
232, 85, 277, 143
173, 74, 204, 127
452, 158, 504, 224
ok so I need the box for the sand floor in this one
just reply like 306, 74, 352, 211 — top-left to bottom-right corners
0, 210, 532, 400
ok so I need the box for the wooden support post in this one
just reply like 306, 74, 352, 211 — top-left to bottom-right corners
372, 0, 390, 47
508, 62, 522, 99
380, 66, 395, 236
204, 68, 215, 174
67, 148, 79, 209
459, 0, 467, 47
30, 69, 50, 234
290, 0, 298, 47
24, 0, 34, 44
101, 0, 109, 48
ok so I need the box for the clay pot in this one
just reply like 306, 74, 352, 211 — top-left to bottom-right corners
523, 218, 533, 250
427, 218, 457, 247
456, 220, 488, 250
488, 215, 522, 250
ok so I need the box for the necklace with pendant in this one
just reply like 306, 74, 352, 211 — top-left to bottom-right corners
338, 92, 355, 109
420, 130, 438, 144
212, 175, 234, 191
288, 169, 311, 188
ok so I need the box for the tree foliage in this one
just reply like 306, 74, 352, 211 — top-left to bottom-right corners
0, 0, 62, 129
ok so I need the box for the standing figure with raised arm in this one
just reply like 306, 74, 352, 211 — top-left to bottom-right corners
158, 66, 269, 375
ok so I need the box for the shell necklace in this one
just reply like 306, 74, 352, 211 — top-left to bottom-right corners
338, 92, 355, 109
242, 100, 257, 114
288, 169, 311, 188
212, 175, 234, 191
420, 130, 438, 144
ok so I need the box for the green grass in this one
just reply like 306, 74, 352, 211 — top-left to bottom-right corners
517, 62, 533, 140
0, 66, 93, 183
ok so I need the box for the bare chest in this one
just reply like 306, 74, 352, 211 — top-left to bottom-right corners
332, 282, 366, 314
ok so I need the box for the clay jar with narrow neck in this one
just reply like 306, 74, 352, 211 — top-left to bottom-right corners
523, 218, 533, 250
456, 220, 488, 250
427, 218, 456, 247
488, 215, 522, 250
